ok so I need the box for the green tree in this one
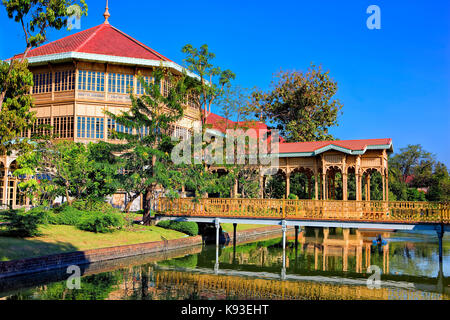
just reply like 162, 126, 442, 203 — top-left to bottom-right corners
406, 188, 427, 201
388, 145, 450, 202
13, 148, 58, 206
0, 60, 35, 154
390, 144, 434, 183
181, 44, 235, 130
0, 0, 88, 109
250, 64, 343, 142
265, 174, 286, 199
427, 162, 450, 202
8, 271, 122, 300
180, 44, 237, 198
216, 85, 251, 123
214, 84, 272, 199
388, 166, 407, 201
15, 140, 117, 206
105, 67, 189, 223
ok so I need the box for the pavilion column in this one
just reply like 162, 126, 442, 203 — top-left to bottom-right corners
355, 173, 360, 201
327, 175, 332, 200
364, 175, 368, 201
3, 166, 9, 207
385, 172, 389, 201
323, 227, 329, 240
322, 173, 327, 200
343, 172, 348, 201
315, 172, 319, 200
343, 228, 350, 242
308, 174, 312, 200
285, 172, 291, 198
331, 173, 336, 200
233, 178, 238, 198
12, 179, 17, 210
367, 174, 371, 201
259, 174, 264, 199
360, 173, 364, 201
355, 170, 360, 201
382, 171, 386, 201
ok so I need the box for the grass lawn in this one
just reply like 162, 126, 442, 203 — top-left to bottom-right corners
0, 224, 187, 262
221, 223, 267, 233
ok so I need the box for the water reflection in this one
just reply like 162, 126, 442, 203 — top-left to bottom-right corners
1, 228, 448, 300
220, 229, 390, 274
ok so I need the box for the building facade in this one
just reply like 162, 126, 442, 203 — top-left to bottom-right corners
0, 8, 393, 209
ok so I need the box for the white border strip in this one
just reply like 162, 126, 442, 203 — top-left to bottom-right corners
24, 51, 205, 83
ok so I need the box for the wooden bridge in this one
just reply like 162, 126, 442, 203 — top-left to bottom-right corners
156, 198, 449, 227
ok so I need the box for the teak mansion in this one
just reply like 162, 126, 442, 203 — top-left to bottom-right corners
0, 7, 392, 210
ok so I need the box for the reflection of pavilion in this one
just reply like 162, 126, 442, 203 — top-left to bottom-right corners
222, 228, 391, 274
302, 228, 390, 274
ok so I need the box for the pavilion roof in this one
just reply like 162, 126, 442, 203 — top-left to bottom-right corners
10, 23, 172, 62
278, 139, 393, 155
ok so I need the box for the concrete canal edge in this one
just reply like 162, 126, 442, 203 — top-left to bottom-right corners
0, 226, 293, 279
0, 235, 203, 279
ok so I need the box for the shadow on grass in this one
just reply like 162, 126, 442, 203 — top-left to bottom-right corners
0, 229, 79, 262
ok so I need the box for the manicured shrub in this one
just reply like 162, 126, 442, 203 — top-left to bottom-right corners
156, 220, 171, 228
77, 211, 125, 233
72, 199, 117, 213
1, 207, 49, 237
157, 220, 198, 236
50, 206, 85, 226
288, 194, 299, 200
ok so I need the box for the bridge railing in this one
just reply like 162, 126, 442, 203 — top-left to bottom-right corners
155, 198, 450, 224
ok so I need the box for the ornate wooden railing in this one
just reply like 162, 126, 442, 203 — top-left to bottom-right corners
156, 198, 450, 224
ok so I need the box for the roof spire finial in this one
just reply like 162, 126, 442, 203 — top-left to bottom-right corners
103, 0, 110, 24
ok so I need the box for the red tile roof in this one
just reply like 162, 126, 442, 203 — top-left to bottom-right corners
405, 175, 415, 184
279, 139, 393, 154
205, 112, 235, 133
205, 112, 391, 154
205, 113, 270, 140
11, 23, 172, 62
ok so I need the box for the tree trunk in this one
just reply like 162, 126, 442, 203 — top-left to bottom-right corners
0, 91, 6, 113
124, 194, 139, 213
142, 188, 153, 225
142, 153, 158, 225
65, 189, 73, 206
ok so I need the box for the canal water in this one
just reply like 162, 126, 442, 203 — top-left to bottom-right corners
0, 228, 448, 300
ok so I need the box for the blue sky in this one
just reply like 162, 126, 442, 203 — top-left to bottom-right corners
1, 0, 449, 165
